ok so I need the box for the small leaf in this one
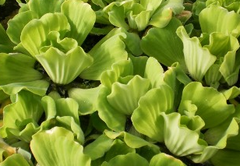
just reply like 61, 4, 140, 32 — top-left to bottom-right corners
149, 153, 186, 166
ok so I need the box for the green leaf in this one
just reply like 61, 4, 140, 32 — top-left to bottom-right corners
55, 98, 80, 124
31, 127, 91, 166
28, 0, 64, 18
161, 112, 206, 156
0, 80, 49, 96
108, 5, 129, 30
144, 57, 164, 88
132, 85, 174, 142
61, 0, 96, 45
141, 18, 185, 68
80, 28, 128, 80
97, 86, 126, 131
179, 82, 235, 129
149, 8, 173, 28
190, 118, 239, 163
210, 149, 240, 166
84, 134, 113, 160
0, 24, 14, 53
149, 153, 186, 166
0, 53, 42, 85
0, 91, 43, 138
107, 75, 150, 115
6, 10, 37, 44
199, 5, 240, 37
68, 86, 101, 115
102, 153, 149, 166
21, 13, 70, 57
0, 154, 31, 166
176, 26, 216, 81
36, 46, 93, 85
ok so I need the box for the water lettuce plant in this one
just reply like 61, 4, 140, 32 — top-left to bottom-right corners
1, 0, 240, 165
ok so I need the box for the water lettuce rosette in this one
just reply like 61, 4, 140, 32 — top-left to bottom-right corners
132, 81, 238, 163
97, 56, 165, 131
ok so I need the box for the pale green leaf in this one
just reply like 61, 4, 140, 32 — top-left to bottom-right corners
0, 154, 31, 166
84, 134, 113, 160
36, 46, 93, 85
21, 13, 70, 57
102, 153, 149, 166
0, 53, 42, 85
107, 75, 150, 115
161, 112, 206, 156
55, 98, 79, 124
149, 8, 172, 28
179, 82, 235, 129
0, 80, 49, 96
149, 153, 186, 166
31, 127, 91, 166
68, 86, 101, 115
80, 29, 128, 80
199, 5, 240, 37
108, 5, 129, 30
0, 91, 43, 138
176, 26, 216, 81
29, 0, 64, 18
132, 85, 174, 142
141, 18, 185, 68
7, 10, 37, 44
61, 0, 96, 45
97, 86, 126, 131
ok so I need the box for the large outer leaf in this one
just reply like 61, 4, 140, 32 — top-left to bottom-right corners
31, 127, 91, 166
7, 10, 37, 44
28, 0, 64, 18
210, 149, 240, 166
36, 46, 93, 85
176, 26, 216, 81
61, 0, 96, 45
199, 5, 240, 37
80, 28, 128, 80
132, 84, 174, 142
141, 18, 185, 68
0, 53, 42, 85
179, 82, 235, 129
161, 112, 206, 157
0, 80, 49, 96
